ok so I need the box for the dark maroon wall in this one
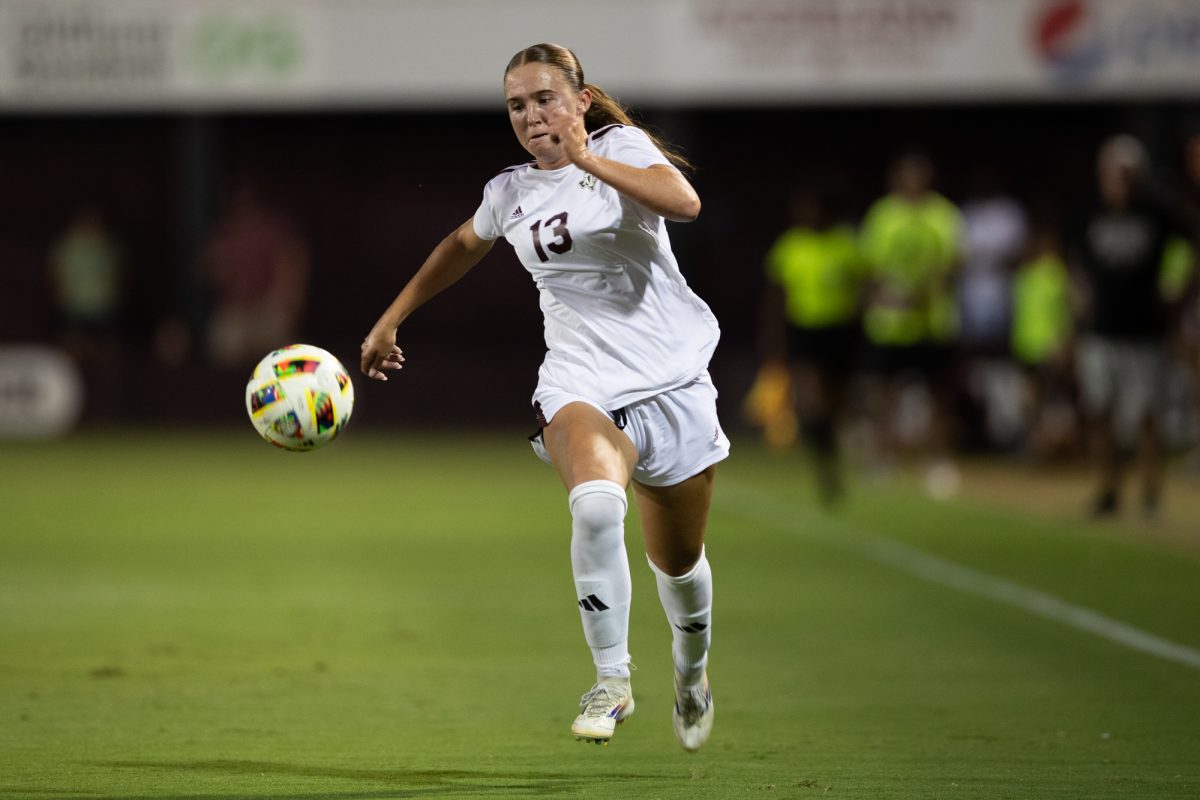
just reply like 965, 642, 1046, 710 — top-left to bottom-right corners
2, 102, 1193, 427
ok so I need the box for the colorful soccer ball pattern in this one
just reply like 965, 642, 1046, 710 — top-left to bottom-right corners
245, 344, 354, 451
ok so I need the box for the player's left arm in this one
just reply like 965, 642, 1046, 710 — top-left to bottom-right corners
580, 158, 700, 223
551, 115, 700, 222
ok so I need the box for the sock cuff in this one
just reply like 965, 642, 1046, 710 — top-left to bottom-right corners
646, 547, 707, 584
568, 479, 627, 514
593, 643, 631, 671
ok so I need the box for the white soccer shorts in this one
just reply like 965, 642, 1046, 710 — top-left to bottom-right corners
530, 371, 730, 487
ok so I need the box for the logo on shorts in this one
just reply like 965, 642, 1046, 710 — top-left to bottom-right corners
579, 173, 597, 191
510, 206, 524, 219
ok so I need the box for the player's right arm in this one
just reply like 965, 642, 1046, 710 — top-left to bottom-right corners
361, 218, 495, 380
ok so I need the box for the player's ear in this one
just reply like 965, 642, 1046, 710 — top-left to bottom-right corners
577, 87, 592, 115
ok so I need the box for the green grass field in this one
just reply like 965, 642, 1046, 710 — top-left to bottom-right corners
2, 432, 1198, 799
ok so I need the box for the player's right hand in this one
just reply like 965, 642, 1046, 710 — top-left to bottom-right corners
360, 328, 405, 381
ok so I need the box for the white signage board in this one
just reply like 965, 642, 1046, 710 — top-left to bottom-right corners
1, 0, 1198, 109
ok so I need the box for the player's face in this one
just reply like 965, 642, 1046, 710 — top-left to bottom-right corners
504, 63, 581, 168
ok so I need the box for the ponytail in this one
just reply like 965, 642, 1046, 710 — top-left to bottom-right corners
582, 83, 634, 130
583, 83, 694, 174
506, 43, 695, 174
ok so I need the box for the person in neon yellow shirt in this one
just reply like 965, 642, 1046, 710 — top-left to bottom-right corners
1011, 226, 1077, 459
860, 158, 963, 351
758, 189, 866, 503
1012, 242, 1072, 369
1175, 128, 1200, 471
47, 207, 124, 421
858, 153, 964, 492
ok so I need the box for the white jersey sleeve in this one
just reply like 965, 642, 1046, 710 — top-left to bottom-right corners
592, 124, 671, 170
472, 170, 520, 241
472, 183, 499, 241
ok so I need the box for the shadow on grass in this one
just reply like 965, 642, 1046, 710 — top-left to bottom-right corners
17, 758, 669, 799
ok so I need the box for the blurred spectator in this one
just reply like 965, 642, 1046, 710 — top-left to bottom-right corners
1159, 126, 1199, 307
47, 207, 122, 421
1173, 127, 1200, 464
1181, 131, 1200, 334
859, 152, 964, 496
1069, 135, 1198, 517
201, 183, 309, 367
959, 169, 1028, 352
1011, 224, 1077, 459
48, 207, 122, 344
958, 169, 1029, 451
742, 360, 795, 449
757, 189, 866, 504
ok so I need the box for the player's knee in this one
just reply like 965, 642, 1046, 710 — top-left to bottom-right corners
649, 546, 706, 579
568, 480, 627, 536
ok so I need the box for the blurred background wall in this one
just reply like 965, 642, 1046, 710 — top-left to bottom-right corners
1, 0, 1198, 433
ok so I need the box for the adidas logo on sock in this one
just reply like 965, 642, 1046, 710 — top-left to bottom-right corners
578, 594, 609, 612
510, 206, 524, 219
674, 622, 708, 634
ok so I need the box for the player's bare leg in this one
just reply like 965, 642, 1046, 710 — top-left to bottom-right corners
544, 402, 638, 744
634, 467, 717, 751
543, 401, 636, 491
634, 468, 712, 574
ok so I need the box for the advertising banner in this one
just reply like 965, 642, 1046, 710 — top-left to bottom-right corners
1, 0, 1198, 109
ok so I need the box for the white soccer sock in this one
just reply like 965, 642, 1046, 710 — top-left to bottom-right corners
648, 549, 712, 687
569, 480, 632, 679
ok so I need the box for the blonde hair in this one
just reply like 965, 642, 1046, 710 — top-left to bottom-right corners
504, 43, 694, 173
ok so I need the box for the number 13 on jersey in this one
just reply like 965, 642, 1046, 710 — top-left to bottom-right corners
530, 212, 572, 262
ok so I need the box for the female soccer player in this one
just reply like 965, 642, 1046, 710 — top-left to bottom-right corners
361, 43, 726, 751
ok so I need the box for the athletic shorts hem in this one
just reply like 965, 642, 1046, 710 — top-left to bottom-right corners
532, 390, 610, 429
529, 372, 729, 486
632, 448, 730, 488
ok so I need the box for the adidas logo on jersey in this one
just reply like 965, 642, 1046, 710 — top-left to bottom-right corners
510, 206, 524, 219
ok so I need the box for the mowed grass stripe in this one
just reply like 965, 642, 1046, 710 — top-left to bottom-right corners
719, 480, 1200, 672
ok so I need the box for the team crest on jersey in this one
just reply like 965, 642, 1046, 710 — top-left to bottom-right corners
579, 173, 597, 191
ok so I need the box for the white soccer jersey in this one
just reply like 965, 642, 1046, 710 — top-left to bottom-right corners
472, 124, 720, 411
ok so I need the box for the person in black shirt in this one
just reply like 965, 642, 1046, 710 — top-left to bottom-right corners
1072, 135, 1198, 517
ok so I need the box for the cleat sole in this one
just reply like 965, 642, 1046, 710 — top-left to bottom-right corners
573, 735, 610, 745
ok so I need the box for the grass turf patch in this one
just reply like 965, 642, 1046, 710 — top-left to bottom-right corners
1, 432, 1198, 799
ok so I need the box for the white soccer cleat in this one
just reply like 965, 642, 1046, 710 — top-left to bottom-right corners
672, 673, 713, 752
571, 677, 635, 745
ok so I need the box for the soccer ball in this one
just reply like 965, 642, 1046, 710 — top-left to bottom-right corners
245, 344, 354, 451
